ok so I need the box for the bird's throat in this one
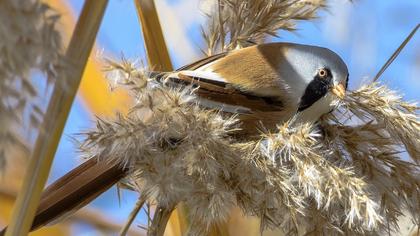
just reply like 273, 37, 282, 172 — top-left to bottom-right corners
294, 93, 338, 124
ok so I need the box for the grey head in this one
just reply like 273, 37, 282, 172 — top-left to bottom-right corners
274, 43, 349, 122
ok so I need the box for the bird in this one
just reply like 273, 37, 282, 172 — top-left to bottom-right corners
161, 42, 348, 135
1, 42, 349, 234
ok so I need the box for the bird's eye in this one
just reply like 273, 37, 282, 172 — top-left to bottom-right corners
318, 68, 328, 78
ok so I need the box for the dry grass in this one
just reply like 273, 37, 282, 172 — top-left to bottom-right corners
342, 83, 419, 163
79, 58, 419, 235
0, 0, 62, 171
201, 0, 326, 55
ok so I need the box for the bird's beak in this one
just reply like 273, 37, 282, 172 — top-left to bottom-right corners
331, 83, 346, 99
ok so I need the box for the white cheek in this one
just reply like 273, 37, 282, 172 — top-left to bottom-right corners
293, 93, 338, 124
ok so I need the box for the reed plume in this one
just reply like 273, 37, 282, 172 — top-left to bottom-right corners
80, 59, 419, 235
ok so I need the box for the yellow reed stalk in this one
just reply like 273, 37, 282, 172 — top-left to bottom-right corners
209, 223, 230, 236
134, 0, 173, 71
133, 1, 228, 235
119, 195, 147, 236
5, 1, 108, 235
148, 204, 175, 236
173, 203, 189, 235
133, 1, 186, 235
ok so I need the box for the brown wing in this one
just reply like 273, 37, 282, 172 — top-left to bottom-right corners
172, 73, 284, 113
158, 49, 286, 113
175, 52, 228, 71
169, 49, 286, 112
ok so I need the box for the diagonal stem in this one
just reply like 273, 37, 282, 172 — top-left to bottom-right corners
4, 1, 108, 235
373, 24, 419, 82
134, 0, 173, 71
120, 195, 147, 236
147, 204, 175, 236
133, 1, 192, 235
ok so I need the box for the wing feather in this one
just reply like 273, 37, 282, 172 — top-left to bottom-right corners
173, 73, 284, 112
176, 52, 228, 71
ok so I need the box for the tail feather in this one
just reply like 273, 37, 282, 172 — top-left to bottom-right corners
1, 158, 127, 234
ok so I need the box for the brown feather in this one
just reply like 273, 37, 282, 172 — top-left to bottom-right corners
34, 159, 127, 231
176, 52, 228, 71
174, 74, 293, 136
210, 43, 290, 97
0, 158, 128, 234
177, 73, 284, 112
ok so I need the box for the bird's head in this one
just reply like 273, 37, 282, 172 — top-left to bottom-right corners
279, 43, 349, 123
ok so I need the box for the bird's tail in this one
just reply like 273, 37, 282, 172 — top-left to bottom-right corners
1, 158, 127, 234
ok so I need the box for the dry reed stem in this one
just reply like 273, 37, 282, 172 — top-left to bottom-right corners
373, 24, 419, 82
148, 204, 175, 236
134, 0, 173, 71
5, 1, 108, 235
120, 195, 147, 236
132, 1, 195, 234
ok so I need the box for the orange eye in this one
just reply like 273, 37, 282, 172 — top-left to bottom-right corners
318, 68, 328, 78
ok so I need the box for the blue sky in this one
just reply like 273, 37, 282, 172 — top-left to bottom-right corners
50, 0, 420, 234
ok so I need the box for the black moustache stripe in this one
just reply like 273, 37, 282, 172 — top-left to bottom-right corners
298, 73, 333, 112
